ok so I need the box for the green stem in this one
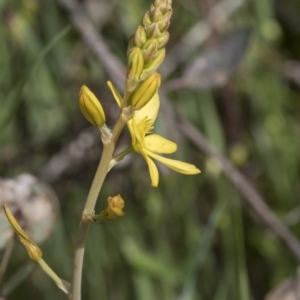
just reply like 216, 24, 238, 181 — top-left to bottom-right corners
71, 109, 131, 300
113, 146, 133, 161
109, 146, 134, 169
38, 258, 70, 296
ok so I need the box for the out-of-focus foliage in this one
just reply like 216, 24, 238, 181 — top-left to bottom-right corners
1, 0, 300, 299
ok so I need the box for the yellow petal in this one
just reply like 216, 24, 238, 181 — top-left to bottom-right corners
145, 151, 201, 175
133, 93, 160, 123
107, 81, 123, 107
140, 151, 159, 187
145, 134, 177, 154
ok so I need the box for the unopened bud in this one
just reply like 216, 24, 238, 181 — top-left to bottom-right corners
157, 17, 171, 32
79, 85, 106, 127
100, 194, 125, 221
151, 7, 163, 22
145, 23, 162, 38
147, 1, 172, 25
129, 72, 161, 109
142, 39, 158, 63
127, 47, 144, 90
142, 11, 152, 27
156, 32, 169, 49
127, 35, 135, 53
140, 48, 166, 80
3, 204, 42, 261
133, 26, 147, 48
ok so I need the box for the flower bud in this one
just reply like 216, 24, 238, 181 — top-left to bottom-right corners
142, 38, 158, 63
156, 31, 169, 49
145, 23, 162, 38
152, 0, 172, 14
147, 0, 172, 25
3, 204, 42, 261
151, 7, 163, 22
100, 195, 125, 221
79, 85, 106, 127
133, 26, 147, 48
157, 17, 171, 32
140, 48, 166, 80
127, 35, 135, 53
129, 72, 161, 109
127, 47, 144, 92
142, 11, 152, 27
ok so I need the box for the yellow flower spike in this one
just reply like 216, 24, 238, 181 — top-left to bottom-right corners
79, 85, 106, 127
127, 94, 200, 187
100, 195, 125, 221
129, 72, 161, 109
126, 47, 145, 92
140, 48, 166, 81
3, 204, 42, 261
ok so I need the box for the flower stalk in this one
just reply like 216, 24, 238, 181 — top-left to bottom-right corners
3, 204, 70, 296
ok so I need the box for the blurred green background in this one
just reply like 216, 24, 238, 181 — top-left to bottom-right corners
1, 0, 300, 299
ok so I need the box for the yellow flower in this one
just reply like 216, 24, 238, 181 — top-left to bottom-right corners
100, 195, 125, 221
3, 204, 42, 261
127, 94, 200, 187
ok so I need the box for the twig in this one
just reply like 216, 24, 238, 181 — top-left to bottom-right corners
176, 113, 300, 262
